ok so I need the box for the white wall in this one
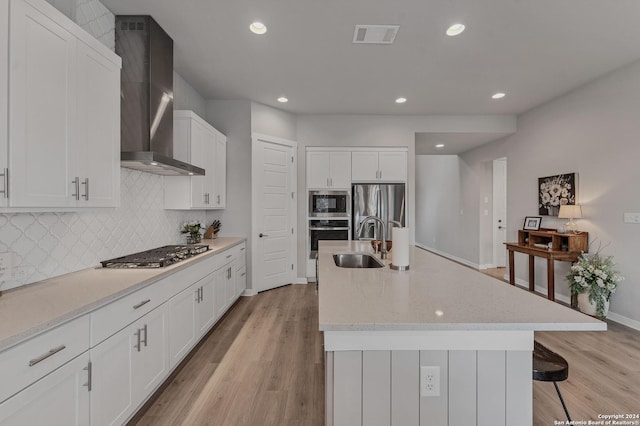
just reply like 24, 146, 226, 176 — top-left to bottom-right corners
205, 100, 253, 286
251, 102, 297, 141
174, 72, 206, 117
418, 59, 640, 327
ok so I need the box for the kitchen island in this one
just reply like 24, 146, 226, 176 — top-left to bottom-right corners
318, 240, 605, 426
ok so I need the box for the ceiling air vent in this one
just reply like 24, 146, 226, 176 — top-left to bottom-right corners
353, 25, 400, 44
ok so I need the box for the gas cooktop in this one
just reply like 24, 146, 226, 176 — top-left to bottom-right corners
100, 245, 209, 269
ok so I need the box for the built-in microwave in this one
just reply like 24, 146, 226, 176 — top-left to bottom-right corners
309, 191, 349, 217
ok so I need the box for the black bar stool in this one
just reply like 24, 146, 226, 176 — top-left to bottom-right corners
533, 341, 572, 422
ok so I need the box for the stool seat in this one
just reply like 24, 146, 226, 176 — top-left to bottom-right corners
533, 341, 569, 382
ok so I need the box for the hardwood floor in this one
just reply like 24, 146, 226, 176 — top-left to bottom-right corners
132, 280, 640, 426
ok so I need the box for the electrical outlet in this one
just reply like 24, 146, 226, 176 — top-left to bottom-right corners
420, 366, 440, 397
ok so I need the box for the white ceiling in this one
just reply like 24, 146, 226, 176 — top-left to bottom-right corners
102, 1, 640, 158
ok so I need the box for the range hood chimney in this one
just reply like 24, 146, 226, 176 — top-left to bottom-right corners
116, 16, 205, 176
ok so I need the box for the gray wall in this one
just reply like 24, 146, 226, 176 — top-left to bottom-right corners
417, 59, 640, 327
174, 72, 207, 118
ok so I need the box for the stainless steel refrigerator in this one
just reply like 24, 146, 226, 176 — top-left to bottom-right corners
352, 183, 406, 240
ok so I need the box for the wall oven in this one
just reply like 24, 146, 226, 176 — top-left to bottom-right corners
309, 191, 349, 217
309, 219, 349, 254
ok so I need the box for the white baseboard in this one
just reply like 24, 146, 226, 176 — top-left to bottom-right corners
510, 277, 640, 331
294, 277, 308, 285
479, 263, 496, 270
241, 289, 257, 296
414, 243, 480, 269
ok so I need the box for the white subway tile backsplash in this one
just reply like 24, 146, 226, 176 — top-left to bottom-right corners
0, 168, 207, 292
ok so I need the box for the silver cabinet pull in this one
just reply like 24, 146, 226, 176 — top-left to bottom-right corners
0, 168, 8, 198
217, 194, 220, 204
379, 170, 382, 179
29, 345, 66, 367
141, 324, 148, 347
226, 254, 232, 259
240, 247, 245, 251
134, 329, 141, 352
72, 177, 80, 200
83, 361, 92, 391
82, 178, 89, 200
133, 299, 151, 309
240, 272, 246, 277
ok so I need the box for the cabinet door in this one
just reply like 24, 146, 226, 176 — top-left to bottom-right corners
214, 266, 228, 320
226, 262, 237, 306
90, 322, 136, 426
9, 0, 78, 207
307, 151, 331, 189
195, 273, 216, 336
378, 151, 407, 182
329, 151, 351, 188
213, 134, 226, 208
76, 39, 120, 207
132, 304, 168, 402
351, 152, 379, 181
0, 352, 90, 426
167, 284, 197, 368
189, 119, 209, 208
0, 1, 8, 208
236, 265, 246, 298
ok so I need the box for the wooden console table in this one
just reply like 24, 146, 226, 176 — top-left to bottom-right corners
505, 228, 588, 301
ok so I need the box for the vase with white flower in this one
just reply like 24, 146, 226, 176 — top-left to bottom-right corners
181, 221, 203, 244
567, 250, 623, 319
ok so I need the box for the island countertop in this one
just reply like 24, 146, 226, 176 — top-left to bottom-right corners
318, 241, 605, 332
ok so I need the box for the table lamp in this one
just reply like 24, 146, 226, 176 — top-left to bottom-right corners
558, 205, 583, 234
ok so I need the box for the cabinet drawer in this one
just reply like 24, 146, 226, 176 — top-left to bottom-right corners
228, 242, 246, 269
0, 315, 90, 403
91, 278, 169, 347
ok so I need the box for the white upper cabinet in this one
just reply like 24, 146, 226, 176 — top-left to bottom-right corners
306, 151, 351, 189
3, 0, 120, 209
352, 151, 407, 182
164, 110, 226, 210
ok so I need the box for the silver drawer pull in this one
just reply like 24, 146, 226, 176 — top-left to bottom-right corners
226, 254, 232, 259
133, 299, 151, 309
29, 345, 66, 367
240, 272, 246, 277
83, 361, 92, 391
240, 247, 245, 251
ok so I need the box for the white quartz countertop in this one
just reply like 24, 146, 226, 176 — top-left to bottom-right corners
318, 241, 606, 332
0, 237, 245, 351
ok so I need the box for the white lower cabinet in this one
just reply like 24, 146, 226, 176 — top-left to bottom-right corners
168, 272, 216, 368
236, 265, 247, 298
0, 352, 90, 425
90, 304, 168, 426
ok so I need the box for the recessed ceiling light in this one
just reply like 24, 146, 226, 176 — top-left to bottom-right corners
446, 23, 465, 36
492, 92, 506, 99
435, 144, 445, 148
395, 97, 407, 104
277, 97, 288, 103
249, 21, 267, 35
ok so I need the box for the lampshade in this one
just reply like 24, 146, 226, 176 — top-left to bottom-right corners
558, 205, 583, 219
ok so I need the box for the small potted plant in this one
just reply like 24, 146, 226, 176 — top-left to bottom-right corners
567, 250, 623, 319
181, 221, 203, 244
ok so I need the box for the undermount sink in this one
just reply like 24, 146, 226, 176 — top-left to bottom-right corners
333, 253, 385, 268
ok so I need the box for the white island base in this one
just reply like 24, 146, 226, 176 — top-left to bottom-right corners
318, 241, 605, 426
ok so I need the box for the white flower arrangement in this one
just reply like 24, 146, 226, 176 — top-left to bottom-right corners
567, 250, 623, 319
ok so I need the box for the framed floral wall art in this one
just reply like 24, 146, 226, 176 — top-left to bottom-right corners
538, 173, 577, 216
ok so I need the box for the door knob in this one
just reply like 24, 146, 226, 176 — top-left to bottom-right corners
259, 233, 269, 238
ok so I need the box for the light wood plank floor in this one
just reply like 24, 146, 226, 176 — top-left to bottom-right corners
132, 281, 640, 426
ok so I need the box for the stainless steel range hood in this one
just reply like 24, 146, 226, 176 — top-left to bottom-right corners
116, 16, 205, 176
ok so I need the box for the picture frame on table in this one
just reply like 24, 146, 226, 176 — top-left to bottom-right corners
523, 216, 542, 231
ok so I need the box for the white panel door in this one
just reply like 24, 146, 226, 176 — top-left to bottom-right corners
76, 39, 120, 207
351, 151, 378, 181
493, 158, 508, 267
0, 1, 8, 207
195, 273, 216, 336
9, 0, 77, 207
256, 140, 294, 292
189, 120, 210, 208
168, 284, 197, 368
132, 304, 168, 402
378, 151, 407, 181
0, 352, 90, 426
